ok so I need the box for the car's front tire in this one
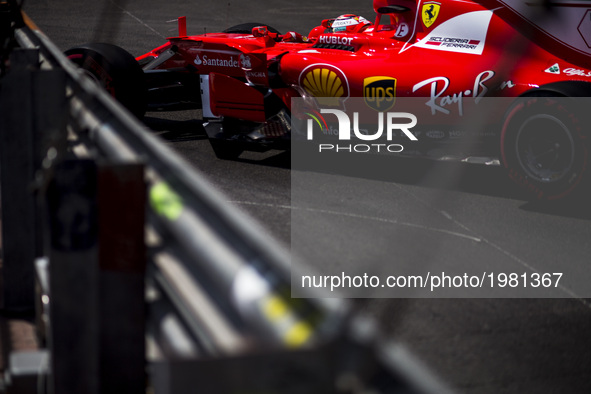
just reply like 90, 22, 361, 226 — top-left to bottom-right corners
500, 97, 589, 200
65, 43, 147, 118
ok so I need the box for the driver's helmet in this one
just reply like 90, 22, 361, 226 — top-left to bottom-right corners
332, 14, 372, 33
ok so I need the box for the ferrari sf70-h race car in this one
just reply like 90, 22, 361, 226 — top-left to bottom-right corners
66, 0, 591, 201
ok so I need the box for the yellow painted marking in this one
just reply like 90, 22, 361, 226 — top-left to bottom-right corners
263, 296, 289, 321
21, 11, 41, 31
149, 182, 183, 221
284, 322, 313, 347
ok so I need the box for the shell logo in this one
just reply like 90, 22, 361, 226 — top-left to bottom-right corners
299, 64, 349, 106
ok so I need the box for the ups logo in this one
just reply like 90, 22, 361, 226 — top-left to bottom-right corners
364, 77, 396, 111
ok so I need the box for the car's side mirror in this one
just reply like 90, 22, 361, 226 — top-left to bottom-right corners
321, 18, 335, 29
252, 25, 269, 37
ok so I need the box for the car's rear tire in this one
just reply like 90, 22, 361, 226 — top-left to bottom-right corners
500, 97, 589, 200
65, 43, 147, 118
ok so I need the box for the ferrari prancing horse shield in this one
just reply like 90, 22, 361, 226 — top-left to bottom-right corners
422, 2, 441, 28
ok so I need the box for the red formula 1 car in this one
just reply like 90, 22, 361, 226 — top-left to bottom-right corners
66, 0, 591, 200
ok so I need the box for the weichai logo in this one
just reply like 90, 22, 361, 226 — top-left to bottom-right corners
299, 64, 349, 106
305, 108, 418, 154
364, 77, 396, 111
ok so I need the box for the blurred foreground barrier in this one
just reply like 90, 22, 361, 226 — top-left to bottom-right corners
0, 4, 451, 394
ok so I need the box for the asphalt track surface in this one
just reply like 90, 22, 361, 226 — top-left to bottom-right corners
24, 1, 591, 392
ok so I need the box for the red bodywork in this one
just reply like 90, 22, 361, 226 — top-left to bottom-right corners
138, 0, 591, 123
132, 0, 591, 199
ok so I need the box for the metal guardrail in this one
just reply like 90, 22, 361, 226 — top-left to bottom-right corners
0, 3, 451, 393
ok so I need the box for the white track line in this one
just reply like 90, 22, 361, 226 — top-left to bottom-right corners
109, 0, 166, 39
229, 200, 482, 242
230, 198, 590, 308
392, 186, 591, 308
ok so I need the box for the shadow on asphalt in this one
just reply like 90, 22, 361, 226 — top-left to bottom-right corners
235, 150, 291, 170
294, 153, 591, 220
141, 113, 589, 220
143, 115, 207, 142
